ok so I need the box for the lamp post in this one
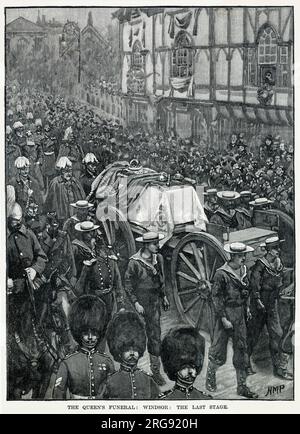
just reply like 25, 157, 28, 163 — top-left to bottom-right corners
60, 20, 81, 84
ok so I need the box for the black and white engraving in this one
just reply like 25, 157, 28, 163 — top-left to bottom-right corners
5, 5, 294, 401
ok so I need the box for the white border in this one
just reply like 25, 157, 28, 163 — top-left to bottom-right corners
0, 0, 299, 414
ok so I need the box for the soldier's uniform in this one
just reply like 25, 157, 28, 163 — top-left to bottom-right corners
160, 326, 211, 400
159, 384, 211, 400
104, 366, 159, 399
53, 348, 115, 399
53, 295, 115, 399
9, 173, 43, 211
7, 222, 47, 332
105, 310, 160, 399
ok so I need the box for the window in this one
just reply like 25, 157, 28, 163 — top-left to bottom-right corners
278, 46, 289, 87
258, 27, 278, 65
171, 31, 193, 78
17, 37, 29, 52
132, 40, 143, 68
247, 48, 257, 86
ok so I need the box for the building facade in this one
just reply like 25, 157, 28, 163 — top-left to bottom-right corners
6, 16, 47, 55
114, 7, 293, 150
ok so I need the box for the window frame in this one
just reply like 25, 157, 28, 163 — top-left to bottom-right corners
171, 31, 193, 78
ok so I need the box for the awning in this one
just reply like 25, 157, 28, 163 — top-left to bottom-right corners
216, 103, 293, 127
217, 105, 231, 119
244, 106, 256, 122
256, 107, 269, 124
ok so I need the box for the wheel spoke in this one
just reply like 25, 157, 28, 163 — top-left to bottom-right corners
179, 252, 202, 280
194, 299, 205, 329
202, 244, 210, 280
179, 287, 199, 296
210, 257, 218, 281
183, 295, 202, 314
190, 242, 206, 279
177, 271, 198, 285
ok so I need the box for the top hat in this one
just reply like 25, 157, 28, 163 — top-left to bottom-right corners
224, 242, 254, 254
136, 231, 164, 243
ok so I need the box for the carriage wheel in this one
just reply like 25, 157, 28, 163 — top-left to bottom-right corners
171, 233, 227, 337
96, 204, 136, 279
268, 209, 294, 268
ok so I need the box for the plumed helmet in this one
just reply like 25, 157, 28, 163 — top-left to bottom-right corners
69, 295, 107, 344
82, 153, 99, 164
13, 121, 24, 130
63, 126, 73, 141
56, 156, 72, 170
161, 326, 205, 381
106, 311, 146, 363
15, 156, 30, 169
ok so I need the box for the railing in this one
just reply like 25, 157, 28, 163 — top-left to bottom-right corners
80, 85, 124, 122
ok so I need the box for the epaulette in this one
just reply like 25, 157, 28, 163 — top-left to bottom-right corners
96, 351, 112, 361
198, 389, 213, 399
158, 389, 173, 399
64, 350, 79, 360
140, 368, 153, 377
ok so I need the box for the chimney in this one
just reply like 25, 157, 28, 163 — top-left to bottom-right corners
37, 10, 41, 25
42, 15, 46, 25
88, 11, 93, 26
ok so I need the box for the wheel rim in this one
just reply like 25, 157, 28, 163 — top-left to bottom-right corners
171, 233, 227, 335
96, 205, 136, 279
268, 209, 294, 268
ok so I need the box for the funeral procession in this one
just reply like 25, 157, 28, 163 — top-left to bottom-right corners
5, 6, 294, 401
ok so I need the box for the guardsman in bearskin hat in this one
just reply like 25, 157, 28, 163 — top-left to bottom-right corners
124, 231, 170, 386
247, 236, 293, 381
103, 311, 160, 399
205, 242, 258, 399
159, 326, 211, 399
53, 295, 115, 399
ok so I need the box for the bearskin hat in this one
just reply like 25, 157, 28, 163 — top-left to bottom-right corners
161, 326, 205, 381
106, 311, 146, 363
69, 295, 107, 344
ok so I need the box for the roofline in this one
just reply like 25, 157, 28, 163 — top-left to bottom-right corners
81, 24, 110, 47
6, 16, 47, 33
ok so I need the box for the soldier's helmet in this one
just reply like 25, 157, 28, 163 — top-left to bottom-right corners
69, 295, 107, 344
161, 326, 205, 381
106, 311, 146, 363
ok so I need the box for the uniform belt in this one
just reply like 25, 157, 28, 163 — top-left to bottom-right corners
71, 394, 95, 400
225, 302, 244, 308
96, 288, 112, 296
